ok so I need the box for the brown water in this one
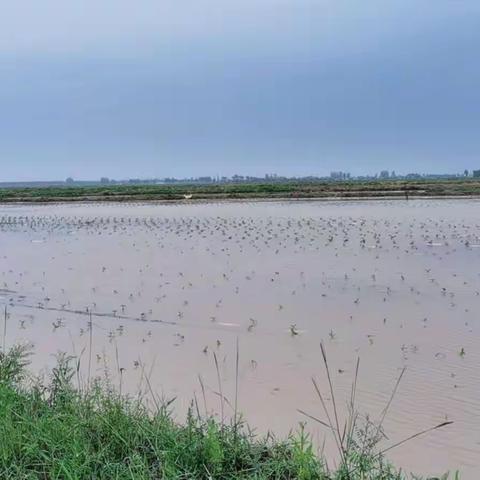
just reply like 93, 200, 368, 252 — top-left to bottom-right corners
1, 199, 479, 478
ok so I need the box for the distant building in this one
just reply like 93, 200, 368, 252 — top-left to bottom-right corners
197, 176, 213, 183
265, 173, 278, 180
100, 177, 110, 184
330, 171, 350, 180
65, 177, 74, 185
379, 170, 390, 179
473, 170, 480, 178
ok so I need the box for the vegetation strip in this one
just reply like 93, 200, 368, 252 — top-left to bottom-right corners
2, 179, 480, 203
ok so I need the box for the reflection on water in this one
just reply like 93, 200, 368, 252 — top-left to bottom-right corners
1, 199, 480, 478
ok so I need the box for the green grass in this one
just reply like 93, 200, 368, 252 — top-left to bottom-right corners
1, 179, 480, 203
0, 345, 458, 479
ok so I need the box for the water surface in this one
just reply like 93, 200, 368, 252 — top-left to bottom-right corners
1, 199, 479, 478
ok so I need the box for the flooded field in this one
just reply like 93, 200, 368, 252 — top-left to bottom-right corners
1, 199, 479, 478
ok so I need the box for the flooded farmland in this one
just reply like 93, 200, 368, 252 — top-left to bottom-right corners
1, 199, 479, 478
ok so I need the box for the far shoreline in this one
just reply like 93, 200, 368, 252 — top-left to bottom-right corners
1, 193, 480, 207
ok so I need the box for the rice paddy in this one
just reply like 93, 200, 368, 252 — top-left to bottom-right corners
1, 199, 479, 478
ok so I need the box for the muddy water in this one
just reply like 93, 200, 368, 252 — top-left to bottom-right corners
1, 199, 479, 478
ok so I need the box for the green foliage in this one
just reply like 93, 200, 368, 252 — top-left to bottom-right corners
0, 342, 32, 385
1, 178, 480, 203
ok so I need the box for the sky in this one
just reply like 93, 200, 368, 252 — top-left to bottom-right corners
0, 0, 479, 181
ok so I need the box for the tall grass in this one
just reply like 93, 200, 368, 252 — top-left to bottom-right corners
298, 343, 455, 479
0, 343, 458, 479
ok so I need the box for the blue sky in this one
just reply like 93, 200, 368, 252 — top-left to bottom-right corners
0, 0, 479, 181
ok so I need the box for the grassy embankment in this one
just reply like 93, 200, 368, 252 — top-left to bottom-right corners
0, 340, 457, 479
1, 179, 480, 203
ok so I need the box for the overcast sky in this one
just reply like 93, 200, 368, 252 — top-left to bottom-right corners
1, 0, 479, 181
